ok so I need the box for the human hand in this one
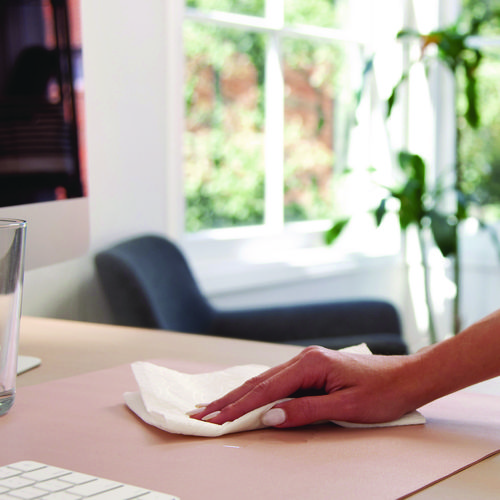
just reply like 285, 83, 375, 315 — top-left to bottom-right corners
189, 345, 421, 428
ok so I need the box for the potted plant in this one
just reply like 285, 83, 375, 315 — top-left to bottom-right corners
327, 4, 500, 342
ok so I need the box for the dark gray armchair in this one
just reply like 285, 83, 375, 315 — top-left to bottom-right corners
94, 235, 408, 355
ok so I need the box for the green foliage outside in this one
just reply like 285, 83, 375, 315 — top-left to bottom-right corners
184, 0, 347, 231
284, 0, 345, 28
186, 0, 265, 17
281, 35, 353, 223
184, 21, 266, 231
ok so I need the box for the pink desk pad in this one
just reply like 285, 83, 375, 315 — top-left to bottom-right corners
3, 359, 500, 500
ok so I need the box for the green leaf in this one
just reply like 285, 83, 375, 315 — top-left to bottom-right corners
324, 219, 350, 245
386, 73, 408, 118
429, 210, 457, 257
398, 151, 426, 186
394, 179, 427, 229
386, 88, 397, 118
363, 57, 374, 76
354, 57, 374, 109
396, 29, 421, 39
465, 71, 479, 128
456, 190, 468, 221
374, 199, 387, 227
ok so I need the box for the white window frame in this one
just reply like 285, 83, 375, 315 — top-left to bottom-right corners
165, 0, 460, 293
178, 3, 374, 241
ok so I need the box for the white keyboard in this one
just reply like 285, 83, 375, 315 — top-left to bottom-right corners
0, 461, 179, 499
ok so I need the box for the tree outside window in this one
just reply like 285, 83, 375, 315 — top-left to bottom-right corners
460, 0, 500, 220
183, 0, 364, 233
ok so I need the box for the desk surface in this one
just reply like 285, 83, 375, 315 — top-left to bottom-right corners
11, 316, 500, 499
17, 316, 303, 387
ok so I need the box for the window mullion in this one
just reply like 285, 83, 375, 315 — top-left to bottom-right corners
264, 0, 284, 230
264, 32, 284, 229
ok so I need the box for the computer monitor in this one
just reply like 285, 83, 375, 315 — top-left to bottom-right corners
0, 0, 89, 270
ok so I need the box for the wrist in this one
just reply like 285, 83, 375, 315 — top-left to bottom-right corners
383, 350, 446, 414
405, 336, 479, 407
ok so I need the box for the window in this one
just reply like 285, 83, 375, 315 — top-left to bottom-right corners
183, 0, 378, 235
459, 0, 500, 220
179, 1, 482, 273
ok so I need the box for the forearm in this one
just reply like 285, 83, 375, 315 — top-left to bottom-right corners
404, 309, 500, 409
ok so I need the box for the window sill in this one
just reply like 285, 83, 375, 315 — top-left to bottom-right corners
192, 248, 401, 296
181, 220, 401, 296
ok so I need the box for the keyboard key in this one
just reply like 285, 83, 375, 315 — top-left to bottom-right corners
7, 462, 45, 473
0, 467, 20, 480
23, 467, 68, 482
7, 485, 47, 499
58, 472, 95, 486
42, 492, 82, 500
66, 478, 121, 497
0, 476, 35, 489
35, 478, 75, 492
88, 484, 149, 499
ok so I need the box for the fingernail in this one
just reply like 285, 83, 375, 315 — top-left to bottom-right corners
262, 408, 286, 426
186, 407, 205, 416
201, 410, 221, 421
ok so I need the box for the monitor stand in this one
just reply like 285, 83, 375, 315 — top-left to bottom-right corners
17, 355, 41, 375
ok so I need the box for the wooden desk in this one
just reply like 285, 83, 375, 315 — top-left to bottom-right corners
11, 316, 500, 499
17, 316, 302, 387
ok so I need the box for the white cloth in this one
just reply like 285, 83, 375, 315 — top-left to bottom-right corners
124, 345, 425, 437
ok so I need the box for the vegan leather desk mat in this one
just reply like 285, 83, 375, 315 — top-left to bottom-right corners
3, 359, 500, 499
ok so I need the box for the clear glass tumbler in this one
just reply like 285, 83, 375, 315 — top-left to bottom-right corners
0, 219, 27, 416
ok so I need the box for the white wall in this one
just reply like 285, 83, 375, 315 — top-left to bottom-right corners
22, 0, 174, 323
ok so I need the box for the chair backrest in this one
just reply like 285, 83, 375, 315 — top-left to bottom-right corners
95, 235, 215, 333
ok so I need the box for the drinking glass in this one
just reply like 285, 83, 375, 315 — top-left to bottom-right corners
0, 219, 27, 416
